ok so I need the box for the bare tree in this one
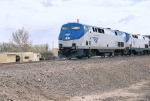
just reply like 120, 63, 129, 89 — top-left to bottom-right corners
10, 28, 32, 52
45, 43, 49, 52
0, 42, 12, 52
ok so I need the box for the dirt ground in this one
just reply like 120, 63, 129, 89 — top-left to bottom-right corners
0, 55, 150, 101
70, 77, 150, 101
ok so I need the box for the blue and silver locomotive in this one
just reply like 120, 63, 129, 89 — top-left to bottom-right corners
58, 22, 150, 59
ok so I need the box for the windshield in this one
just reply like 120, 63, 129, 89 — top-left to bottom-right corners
61, 26, 69, 30
61, 26, 80, 30
71, 26, 80, 30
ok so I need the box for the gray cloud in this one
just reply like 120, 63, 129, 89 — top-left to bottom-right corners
119, 14, 140, 24
41, 0, 62, 7
130, 0, 143, 5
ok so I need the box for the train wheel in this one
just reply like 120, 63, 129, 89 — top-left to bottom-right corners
88, 55, 91, 58
77, 56, 82, 59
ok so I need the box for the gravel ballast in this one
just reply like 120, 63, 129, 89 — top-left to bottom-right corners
0, 55, 150, 101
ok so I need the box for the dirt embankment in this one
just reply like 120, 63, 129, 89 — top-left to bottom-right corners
0, 56, 150, 101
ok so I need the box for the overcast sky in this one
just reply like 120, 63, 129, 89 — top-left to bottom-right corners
0, 0, 150, 48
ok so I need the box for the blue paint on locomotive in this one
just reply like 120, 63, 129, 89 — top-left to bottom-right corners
125, 33, 130, 42
58, 23, 85, 41
110, 30, 124, 36
116, 31, 124, 36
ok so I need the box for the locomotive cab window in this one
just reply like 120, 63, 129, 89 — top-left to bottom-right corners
61, 26, 69, 30
72, 26, 80, 30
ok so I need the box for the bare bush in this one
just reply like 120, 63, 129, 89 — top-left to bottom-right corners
41, 51, 56, 60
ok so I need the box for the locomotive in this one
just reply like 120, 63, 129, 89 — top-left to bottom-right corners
58, 22, 150, 59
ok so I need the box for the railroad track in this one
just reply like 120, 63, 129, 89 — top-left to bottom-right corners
0, 54, 149, 66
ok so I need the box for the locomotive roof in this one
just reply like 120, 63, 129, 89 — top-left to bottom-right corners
65, 22, 147, 38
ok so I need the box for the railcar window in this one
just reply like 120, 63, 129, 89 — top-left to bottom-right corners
72, 26, 80, 30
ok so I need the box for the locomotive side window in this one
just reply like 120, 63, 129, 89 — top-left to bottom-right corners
115, 32, 117, 35
102, 29, 105, 33
118, 42, 124, 47
89, 41, 91, 45
145, 44, 148, 48
121, 42, 124, 47
97, 28, 104, 34
132, 35, 138, 39
92, 27, 97, 32
98, 28, 101, 33
118, 42, 121, 47
92, 27, 95, 32
95, 28, 97, 32
86, 41, 88, 45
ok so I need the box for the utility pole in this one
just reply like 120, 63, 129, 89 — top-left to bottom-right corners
52, 41, 54, 50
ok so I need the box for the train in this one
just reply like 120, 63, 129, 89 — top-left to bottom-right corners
58, 22, 150, 59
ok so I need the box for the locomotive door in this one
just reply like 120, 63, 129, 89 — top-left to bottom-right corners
88, 30, 92, 49
87, 29, 92, 58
